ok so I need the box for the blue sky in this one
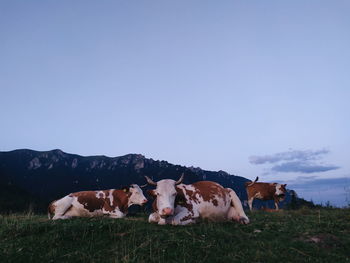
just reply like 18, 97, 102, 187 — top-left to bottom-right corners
1, 1, 349, 206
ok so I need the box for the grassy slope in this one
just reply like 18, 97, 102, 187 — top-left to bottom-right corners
0, 209, 349, 263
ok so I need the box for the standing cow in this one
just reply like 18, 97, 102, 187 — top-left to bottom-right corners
48, 184, 147, 220
245, 177, 287, 211
145, 175, 249, 225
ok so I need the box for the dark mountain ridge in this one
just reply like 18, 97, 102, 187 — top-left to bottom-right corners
0, 149, 293, 212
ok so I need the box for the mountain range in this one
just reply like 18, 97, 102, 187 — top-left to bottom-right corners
0, 149, 294, 212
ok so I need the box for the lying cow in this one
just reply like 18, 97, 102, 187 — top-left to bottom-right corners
145, 175, 249, 225
48, 184, 147, 220
245, 177, 287, 211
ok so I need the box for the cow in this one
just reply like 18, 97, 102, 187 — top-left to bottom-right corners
144, 175, 249, 226
245, 177, 287, 211
48, 184, 147, 220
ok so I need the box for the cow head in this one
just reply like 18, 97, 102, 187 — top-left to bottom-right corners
274, 183, 287, 201
145, 174, 184, 218
123, 184, 148, 207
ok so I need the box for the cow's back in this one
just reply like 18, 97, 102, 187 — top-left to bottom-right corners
246, 182, 276, 200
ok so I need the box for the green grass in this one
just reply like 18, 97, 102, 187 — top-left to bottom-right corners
1, 209, 349, 263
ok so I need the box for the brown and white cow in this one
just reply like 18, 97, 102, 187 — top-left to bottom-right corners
48, 184, 147, 220
245, 177, 287, 211
145, 175, 249, 226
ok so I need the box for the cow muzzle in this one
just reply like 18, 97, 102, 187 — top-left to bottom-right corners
160, 207, 173, 218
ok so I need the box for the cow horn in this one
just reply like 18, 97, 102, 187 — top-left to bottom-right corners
144, 176, 157, 186
175, 173, 184, 185
140, 184, 148, 188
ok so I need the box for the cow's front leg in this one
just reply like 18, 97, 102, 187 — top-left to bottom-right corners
148, 212, 160, 224
248, 197, 254, 211
148, 212, 174, 225
170, 207, 198, 226
172, 217, 196, 225
158, 217, 168, 225
107, 209, 125, 219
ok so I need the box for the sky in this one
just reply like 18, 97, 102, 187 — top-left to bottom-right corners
1, 0, 349, 206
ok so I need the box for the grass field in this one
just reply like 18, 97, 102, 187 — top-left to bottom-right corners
0, 208, 349, 263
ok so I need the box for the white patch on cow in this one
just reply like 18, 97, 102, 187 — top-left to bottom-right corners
51, 195, 74, 220
95, 191, 106, 199
274, 202, 279, 210
275, 184, 284, 195
254, 192, 263, 199
248, 197, 254, 211
52, 194, 103, 219
227, 188, 249, 224
185, 185, 202, 204
109, 190, 114, 206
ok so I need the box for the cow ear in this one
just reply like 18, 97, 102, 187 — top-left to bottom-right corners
147, 189, 156, 198
175, 188, 186, 206
121, 186, 130, 193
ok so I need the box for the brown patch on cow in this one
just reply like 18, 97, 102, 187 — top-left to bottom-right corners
190, 181, 227, 206
212, 199, 218, 206
47, 200, 56, 218
147, 190, 156, 199
180, 214, 193, 222
152, 199, 158, 212
111, 190, 130, 213
146, 190, 158, 212
73, 191, 105, 212
246, 183, 276, 200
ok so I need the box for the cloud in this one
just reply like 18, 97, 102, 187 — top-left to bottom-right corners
271, 161, 340, 173
293, 175, 318, 181
249, 148, 340, 174
284, 176, 350, 207
249, 149, 329, 165
286, 176, 349, 187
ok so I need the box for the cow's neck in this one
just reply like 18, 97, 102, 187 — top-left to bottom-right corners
111, 190, 129, 213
